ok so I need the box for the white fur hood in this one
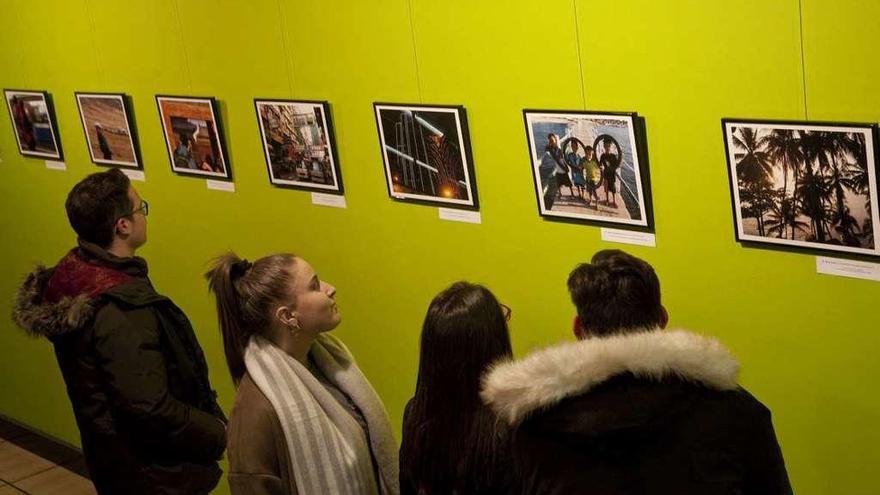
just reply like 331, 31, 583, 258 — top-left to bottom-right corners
481, 329, 740, 426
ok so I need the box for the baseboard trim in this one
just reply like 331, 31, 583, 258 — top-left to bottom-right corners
0, 413, 90, 478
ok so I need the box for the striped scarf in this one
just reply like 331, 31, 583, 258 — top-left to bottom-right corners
244, 334, 400, 495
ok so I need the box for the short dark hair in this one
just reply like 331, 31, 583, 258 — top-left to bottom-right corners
65, 168, 133, 248
567, 249, 663, 336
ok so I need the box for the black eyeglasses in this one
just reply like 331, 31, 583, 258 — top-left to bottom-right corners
501, 303, 512, 322
132, 199, 149, 217
117, 200, 148, 222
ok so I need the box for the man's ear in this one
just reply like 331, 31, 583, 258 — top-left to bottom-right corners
659, 305, 669, 329
114, 217, 131, 238
573, 315, 586, 340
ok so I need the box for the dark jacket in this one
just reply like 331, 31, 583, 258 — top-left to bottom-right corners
13, 241, 227, 495
482, 328, 793, 495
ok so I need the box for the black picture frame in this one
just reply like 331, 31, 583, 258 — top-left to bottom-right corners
722, 117, 880, 259
74, 92, 142, 169
523, 109, 654, 231
4, 89, 64, 161
374, 102, 479, 210
254, 98, 343, 194
156, 94, 231, 180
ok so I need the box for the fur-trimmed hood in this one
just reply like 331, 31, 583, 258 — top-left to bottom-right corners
481, 329, 740, 426
13, 265, 99, 339
12, 243, 148, 339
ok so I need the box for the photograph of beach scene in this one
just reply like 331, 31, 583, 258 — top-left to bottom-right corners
724, 120, 880, 257
524, 110, 649, 227
76, 93, 140, 168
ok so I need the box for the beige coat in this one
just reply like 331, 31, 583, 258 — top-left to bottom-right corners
227, 373, 295, 495
228, 335, 400, 495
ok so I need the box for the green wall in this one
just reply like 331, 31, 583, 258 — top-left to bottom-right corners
1, 0, 877, 493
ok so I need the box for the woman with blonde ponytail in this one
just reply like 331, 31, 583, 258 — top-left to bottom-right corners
206, 252, 399, 495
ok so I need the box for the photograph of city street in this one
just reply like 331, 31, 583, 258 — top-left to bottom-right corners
255, 99, 341, 192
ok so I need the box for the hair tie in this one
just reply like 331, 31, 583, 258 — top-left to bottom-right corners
230, 258, 253, 280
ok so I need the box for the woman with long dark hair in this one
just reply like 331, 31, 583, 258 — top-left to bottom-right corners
206, 252, 399, 495
400, 282, 516, 494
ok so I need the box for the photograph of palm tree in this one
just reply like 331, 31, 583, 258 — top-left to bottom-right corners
723, 119, 880, 257
374, 103, 477, 209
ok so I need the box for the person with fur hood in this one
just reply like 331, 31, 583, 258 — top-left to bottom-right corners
12, 169, 226, 495
481, 250, 793, 495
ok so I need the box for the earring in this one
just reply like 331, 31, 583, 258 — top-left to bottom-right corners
287, 318, 301, 336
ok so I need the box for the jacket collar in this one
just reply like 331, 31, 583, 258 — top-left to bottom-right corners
481, 328, 740, 425
76, 239, 148, 278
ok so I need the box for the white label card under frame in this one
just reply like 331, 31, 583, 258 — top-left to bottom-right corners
207, 180, 235, 192
45, 160, 67, 171
439, 208, 482, 224
601, 228, 656, 247
311, 193, 347, 209
121, 169, 146, 182
816, 257, 880, 282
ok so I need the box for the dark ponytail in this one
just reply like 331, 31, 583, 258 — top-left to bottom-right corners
205, 252, 297, 384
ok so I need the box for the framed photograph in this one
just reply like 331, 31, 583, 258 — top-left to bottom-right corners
723, 119, 880, 257
4, 89, 63, 160
374, 103, 478, 209
75, 92, 141, 168
156, 95, 230, 179
524, 110, 652, 229
254, 99, 342, 193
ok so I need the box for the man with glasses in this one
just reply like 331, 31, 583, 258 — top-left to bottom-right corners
13, 168, 226, 495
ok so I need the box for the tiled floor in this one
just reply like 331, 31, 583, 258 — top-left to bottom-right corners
0, 425, 96, 495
